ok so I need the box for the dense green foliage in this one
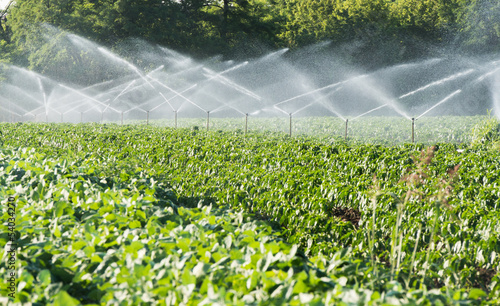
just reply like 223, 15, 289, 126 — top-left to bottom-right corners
0, 119, 499, 304
1, 0, 499, 70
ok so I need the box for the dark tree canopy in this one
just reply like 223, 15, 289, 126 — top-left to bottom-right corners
0, 0, 499, 72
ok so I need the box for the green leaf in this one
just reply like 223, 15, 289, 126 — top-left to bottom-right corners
51, 290, 79, 306
468, 288, 487, 299
38, 269, 51, 286
182, 268, 196, 285
129, 220, 141, 229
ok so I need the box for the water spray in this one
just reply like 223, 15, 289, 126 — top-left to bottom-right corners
204, 61, 249, 82
147, 75, 204, 113
37, 77, 48, 122
351, 104, 388, 121
399, 69, 474, 99
274, 79, 346, 108
111, 80, 137, 103
202, 68, 262, 101
59, 84, 119, 114
416, 89, 462, 120
101, 104, 113, 123
472, 66, 500, 85
150, 84, 198, 113
97, 46, 155, 89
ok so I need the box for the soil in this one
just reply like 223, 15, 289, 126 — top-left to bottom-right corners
331, 206, 361, 228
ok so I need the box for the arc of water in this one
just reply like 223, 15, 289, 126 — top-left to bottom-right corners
147, 65, 165, 75
202, 67, 262, 101
82, 79, 115, 91
356, 78, 412, 120
163, 64, 205, 78
37, 77, 48, 120
48, 105, 62, 115
53, 80, 119, 104
127, 83, 198, 113
11, 65, 53, 84
124, 107, 147, 114
255, 48, 289, 62
316, 100, 346, 121
296, 85, 346, 120
59, 84, 119, 113
416, 90, 462, 120
3, 84, 44, 106
155, 83, 198, 110
291, 100, 322, 116
210, 103, 246, 116
4, 109, 22, 117
24, 105, 46, 116
274, 75, 366, 107
204, 61, 249, 81
97, 47, 155, 89
0, 98, 26, 119
51, 95, 94, 114
146, 76, 206, 112
27, 105, 63, 120
61, 100, 100, 115
110, 80, 138, 103
153, 92, 176, 112
351, 104, 389, 121
273, 105, 291, 116
473, 66, 500, 84
399, 69, 475, 99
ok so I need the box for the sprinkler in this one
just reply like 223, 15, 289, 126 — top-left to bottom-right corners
174, 110, 178, 128
206, 111, 210, 131
147, 111, 150, 125
121, 111, 124, 125
345, 119, 348, 141
245, 113, 248, 135
289, 113, 292, 137
61, 113, 63, 122
412, 118, 415, 143
80, 112, 83, 123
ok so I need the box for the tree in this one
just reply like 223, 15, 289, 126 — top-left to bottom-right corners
457, 0, 500, 52
201, 0, 280, 55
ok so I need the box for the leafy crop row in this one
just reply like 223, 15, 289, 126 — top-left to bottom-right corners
0, 120, 499, 304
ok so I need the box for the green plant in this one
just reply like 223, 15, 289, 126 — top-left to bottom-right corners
470, 112, 500, 148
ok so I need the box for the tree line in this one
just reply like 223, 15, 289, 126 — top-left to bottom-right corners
0, 0, 499, 71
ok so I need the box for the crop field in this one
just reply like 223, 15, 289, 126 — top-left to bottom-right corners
1, 116, 500, 305
129, 115, 487, 144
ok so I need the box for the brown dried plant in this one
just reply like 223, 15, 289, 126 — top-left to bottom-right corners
370, 146, 461, 286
